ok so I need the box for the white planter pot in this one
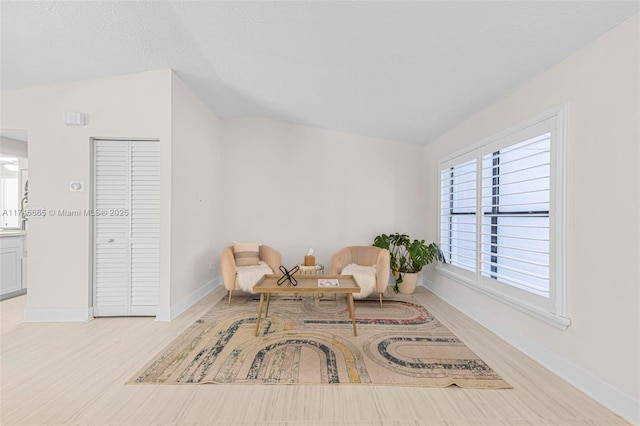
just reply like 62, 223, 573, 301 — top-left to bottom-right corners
398, 272, 419, 294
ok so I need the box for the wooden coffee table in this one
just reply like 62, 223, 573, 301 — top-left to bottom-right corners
252, 274, 361, 336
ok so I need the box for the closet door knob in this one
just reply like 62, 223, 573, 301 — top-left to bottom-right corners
107, 238, 115, 243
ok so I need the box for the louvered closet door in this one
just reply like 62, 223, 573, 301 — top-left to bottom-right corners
129, 141, 160, 313
93, 140, 159, 316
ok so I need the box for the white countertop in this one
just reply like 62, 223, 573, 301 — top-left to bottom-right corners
0, 230, 27, 237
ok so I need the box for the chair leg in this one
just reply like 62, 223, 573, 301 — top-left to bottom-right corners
379, 291, 383, 308
228, 290, 232, 305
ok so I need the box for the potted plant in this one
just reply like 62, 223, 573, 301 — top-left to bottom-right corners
373, 233, 445, 294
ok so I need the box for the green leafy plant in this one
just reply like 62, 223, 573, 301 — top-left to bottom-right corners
373, 233, 445, 293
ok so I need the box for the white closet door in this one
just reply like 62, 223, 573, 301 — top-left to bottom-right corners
93, 140, 159, 317
94, 141, 130, 316
129, 141, 160, 315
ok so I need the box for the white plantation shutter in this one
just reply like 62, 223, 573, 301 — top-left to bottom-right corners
480, 132, 551, 297
440, 156, 477, 274
93, 140, 159, 316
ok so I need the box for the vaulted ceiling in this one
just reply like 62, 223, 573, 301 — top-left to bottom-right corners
1, 1, 637, 145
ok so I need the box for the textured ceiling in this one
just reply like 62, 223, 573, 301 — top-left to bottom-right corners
1, 1, 638, 145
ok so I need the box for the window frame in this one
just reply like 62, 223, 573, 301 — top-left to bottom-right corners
436, 104, 570, 329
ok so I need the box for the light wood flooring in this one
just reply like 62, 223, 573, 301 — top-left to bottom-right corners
0, 286, 629, 425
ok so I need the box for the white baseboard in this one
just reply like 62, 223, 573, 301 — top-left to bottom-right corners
23, 280, 219, 322
24, 277, 222, 322
24, 306, 94, 322
155, 277, 219, 321
423, 279, 639, 425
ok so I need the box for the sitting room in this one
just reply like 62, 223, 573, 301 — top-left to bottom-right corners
1, 2, 638, 425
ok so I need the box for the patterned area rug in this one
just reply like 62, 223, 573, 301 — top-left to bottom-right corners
129, 289, 511, 388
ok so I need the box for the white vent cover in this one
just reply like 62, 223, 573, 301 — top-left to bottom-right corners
62, 112, 87, 126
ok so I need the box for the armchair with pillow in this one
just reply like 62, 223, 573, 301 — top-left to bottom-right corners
329, 246, 390, 307
221, 242, 282, 304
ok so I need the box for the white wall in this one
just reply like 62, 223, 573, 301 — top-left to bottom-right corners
0, 70, 226, 321
0, 70, 173, 320
422, 15, 639, 423
166, 72, 223, 318
0, 70, 422, 319
221, 117, 425, 267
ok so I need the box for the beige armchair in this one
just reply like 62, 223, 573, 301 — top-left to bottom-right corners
221, 244, 282, 304
329, 246, 390, 307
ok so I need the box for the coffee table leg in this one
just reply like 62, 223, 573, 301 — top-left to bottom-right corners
255, 293, 265, 336
265, 292, 271, 317
347, 293, 357, 336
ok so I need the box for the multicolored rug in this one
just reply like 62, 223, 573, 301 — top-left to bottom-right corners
129, 289, 511, 388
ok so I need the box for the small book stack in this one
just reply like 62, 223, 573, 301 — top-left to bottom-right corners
318, 279, 339, 287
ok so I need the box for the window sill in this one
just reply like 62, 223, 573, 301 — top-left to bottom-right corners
435, 266, 571, 330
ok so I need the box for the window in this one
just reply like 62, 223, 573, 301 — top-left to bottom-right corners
438, 105, 569, 329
